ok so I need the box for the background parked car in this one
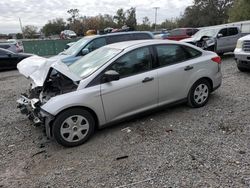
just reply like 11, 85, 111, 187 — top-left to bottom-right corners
0, 48, 32, 70
17, 31, 155, 87
60, 30, 77, 39
17, 40, 222, 147
0, 40, 24, 53
234, 34, 250, 71
166, 28, 199, 41
152, 30, 170, 39
182, 26, 242, 55
64, 42, 76, 50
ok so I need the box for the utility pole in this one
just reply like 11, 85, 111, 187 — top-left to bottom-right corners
153, 7, 159, 31
19, 17, 25, 39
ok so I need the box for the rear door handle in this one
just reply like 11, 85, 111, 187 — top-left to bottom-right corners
184, 65, 193, 71
142, 77, 154, 83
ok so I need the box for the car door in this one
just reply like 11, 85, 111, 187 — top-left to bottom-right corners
100, 46, 158, 122
216, 28, 229, 52
154, 44, 202, 105
227, 27, 240, 51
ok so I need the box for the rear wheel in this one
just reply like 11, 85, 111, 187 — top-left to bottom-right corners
52, 108, 95, 147
188, 79, 211, 108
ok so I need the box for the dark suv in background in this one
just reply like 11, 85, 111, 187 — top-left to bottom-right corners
57, 31, 154, 65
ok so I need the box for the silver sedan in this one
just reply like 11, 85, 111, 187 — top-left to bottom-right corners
17, 40, 222, 147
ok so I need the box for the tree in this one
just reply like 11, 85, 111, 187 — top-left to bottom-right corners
98, 14, 116, 29
137, 17, 151, 31
229, 0, 250, 22
125, 7, 137, 30
23, 25, 38, 39
42, 18, 66, 37
16, 33, 23, 39
179, 0, 234, 27
114, 8, 126, 27
160, 19, 178, 30
67, 9, 80, 24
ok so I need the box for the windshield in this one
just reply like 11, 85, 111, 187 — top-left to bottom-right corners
192, 28, 218, 39
63, 38, 90, 55
69, 47, 122, 78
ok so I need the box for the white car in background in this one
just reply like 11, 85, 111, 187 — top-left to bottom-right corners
17, 40, 222, 147
234, 34, 250, 71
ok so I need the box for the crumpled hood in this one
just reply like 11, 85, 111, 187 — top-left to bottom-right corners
17, 55, 81, 88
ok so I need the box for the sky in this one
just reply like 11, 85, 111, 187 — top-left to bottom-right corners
0, 0, 193, 34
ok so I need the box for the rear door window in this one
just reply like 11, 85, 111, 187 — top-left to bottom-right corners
155, 45, 191, 67
228, 28, 238, 36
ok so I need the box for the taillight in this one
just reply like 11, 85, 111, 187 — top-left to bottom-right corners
211, 56, 221, 64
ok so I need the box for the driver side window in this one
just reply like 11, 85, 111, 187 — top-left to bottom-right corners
218, 28, 227, 37
110, 47, 152, 78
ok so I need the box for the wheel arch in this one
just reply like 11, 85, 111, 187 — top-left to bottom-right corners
48, 106, 99, 137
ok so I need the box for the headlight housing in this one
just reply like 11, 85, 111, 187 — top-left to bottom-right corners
236, 40, 243, 49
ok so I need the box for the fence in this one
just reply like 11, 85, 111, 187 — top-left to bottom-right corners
22, 39, 78, 56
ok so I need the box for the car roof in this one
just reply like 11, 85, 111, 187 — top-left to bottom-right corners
83, 31, 153, 40
104, 39, 192, 50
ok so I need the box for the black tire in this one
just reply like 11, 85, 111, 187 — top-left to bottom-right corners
52, 108, 95, 147
237, 65, 248, 72
187, 79, 211, 108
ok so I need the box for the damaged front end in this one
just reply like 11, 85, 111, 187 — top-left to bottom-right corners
195, 36, 216, 51
17, 62, 80, 137
182, 36, 216, 52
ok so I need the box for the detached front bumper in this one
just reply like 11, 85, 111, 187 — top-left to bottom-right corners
17, 95, 54, 138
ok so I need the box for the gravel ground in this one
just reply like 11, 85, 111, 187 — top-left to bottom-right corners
0, 54, 250, 188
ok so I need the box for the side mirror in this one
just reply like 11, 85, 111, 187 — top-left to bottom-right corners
102, 70, 120, 83
81, 49, 89, 56
217, 33, 223, 38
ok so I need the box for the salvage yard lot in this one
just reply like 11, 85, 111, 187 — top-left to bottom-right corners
0, 55, 250, 187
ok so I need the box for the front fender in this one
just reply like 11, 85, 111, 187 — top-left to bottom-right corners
41, 85, 106, 126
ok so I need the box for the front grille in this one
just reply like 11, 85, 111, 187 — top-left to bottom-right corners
243, 40, 250, 52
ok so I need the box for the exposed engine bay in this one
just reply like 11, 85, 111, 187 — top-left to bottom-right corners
17, 68, 78, 127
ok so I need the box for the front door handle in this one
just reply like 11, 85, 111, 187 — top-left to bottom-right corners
184, 65, 193, 71
142, 77, 154, 83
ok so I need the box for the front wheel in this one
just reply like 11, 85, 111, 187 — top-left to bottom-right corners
52, 108, 95, 147
187, 79, 211, 108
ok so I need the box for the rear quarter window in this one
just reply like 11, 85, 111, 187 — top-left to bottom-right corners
182, 45, 202, 58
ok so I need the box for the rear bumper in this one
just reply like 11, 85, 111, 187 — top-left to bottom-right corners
212, 70, 222, 92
